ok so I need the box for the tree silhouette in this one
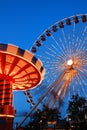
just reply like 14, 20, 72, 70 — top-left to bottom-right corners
67, 94, 87, 128
25, 105, 61, 130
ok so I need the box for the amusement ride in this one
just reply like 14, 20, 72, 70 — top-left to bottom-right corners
0, 43, 45, 130
0, 14, 87, 129
18, 14, 87, 127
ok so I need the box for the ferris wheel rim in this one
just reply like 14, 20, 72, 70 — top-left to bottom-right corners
30, 13, 87, 51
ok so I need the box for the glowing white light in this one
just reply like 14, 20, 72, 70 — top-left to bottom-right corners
67, 59, 73, 66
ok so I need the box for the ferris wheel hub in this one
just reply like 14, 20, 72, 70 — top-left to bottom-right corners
67, 59, 73, 66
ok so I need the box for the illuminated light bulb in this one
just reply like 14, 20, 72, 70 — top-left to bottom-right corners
67, 59, 73, 66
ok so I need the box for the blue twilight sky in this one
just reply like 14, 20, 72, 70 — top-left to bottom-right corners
0, 0, 87, 50
0, 0, 87, 128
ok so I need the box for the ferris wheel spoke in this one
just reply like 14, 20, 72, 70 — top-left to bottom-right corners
37, 45, 64, 60
73, 75, 83, 96
65, 24, 73, 56
37, 54, 52, 60
77, 67, 87, 77
37, 57, 64, 68
76, 74, 87, 98
64, 23, 77, 57
75, 26, 87, 53
73, 24, 81, 51
67, 21, 76, 55
36, 48, 57, 59
40, 45, 65, 63
42, 44, 59, 56
61, 28, 69, 53
50, 42, 70, 62
75, 76, 82, 96
78, 70, 87, 85
51, 33, 67, 57
51, 43, 65, 55
81, 68, 87, 73
45, 64, 61, 72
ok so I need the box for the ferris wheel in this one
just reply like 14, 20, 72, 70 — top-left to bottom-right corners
18, 14, 87, 127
